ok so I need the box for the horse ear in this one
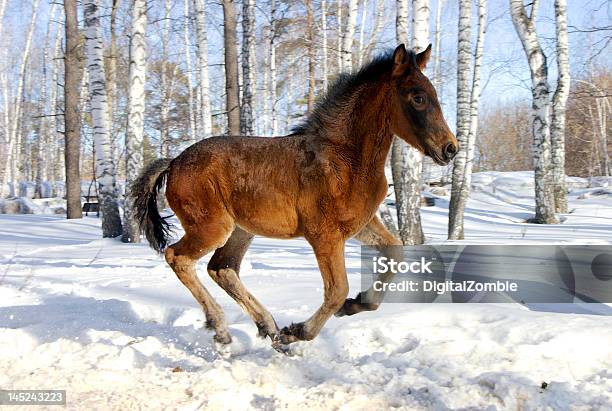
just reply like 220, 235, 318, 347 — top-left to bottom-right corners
392, 44, 411, 78
415, 44, 432, 71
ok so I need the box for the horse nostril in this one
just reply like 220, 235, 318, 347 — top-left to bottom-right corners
443, 143, 457, 160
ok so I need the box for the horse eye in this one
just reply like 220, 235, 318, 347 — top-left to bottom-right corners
413, 95, 425, 105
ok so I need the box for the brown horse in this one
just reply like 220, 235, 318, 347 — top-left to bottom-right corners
131, 44, 457, 351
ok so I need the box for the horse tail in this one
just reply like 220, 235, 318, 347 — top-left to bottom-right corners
130, 158, 174, 254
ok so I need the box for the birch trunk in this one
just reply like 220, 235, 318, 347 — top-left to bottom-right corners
63, 0, 82, 218
241, 0, 256, 134
160, 0, 171, 155
341, 0, 358, 72
269, 0, 278, 135
336, 0, 343, 73
551, 0, 569, 213
0, 0, 40, 198
107, 0, 120, 170
51, 20, 64, 191
84, 0, 123, 237
357, 0, 368, 68
35, 3, 58, 198
184, 0, 196, 144
449, 0, 486, 240
306, 0, 316, 112
122, 0, 148, 243
322, 0, 329, 92
510, 0, 558, 224
193, 0, 213, 137
391, 0, 425, 245
597, 98, 610, 176
222, 0, 240, 135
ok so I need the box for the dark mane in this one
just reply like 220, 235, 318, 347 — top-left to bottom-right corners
291, 48, 416, 136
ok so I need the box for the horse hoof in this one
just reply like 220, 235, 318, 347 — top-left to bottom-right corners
213, 332, 232, 345
270, 335, 292, 355
279, 322, 308, 344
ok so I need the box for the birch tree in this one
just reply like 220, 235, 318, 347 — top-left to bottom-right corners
63, 0, 82, 218
241, 0, 256, 134
357, 0, 368, 68
193, 0, 213, 137
336, 0, 343, 73
222, 0, 240, 135
0, 0, 40, 198
318, 0, 327, 93
123, 0, 148, 243
449, 0, 486, 240
84, 0, 123, 237
160, 0, 171, 154
340, 0, 358, 72
510, 0, 558, 224
268, 0, 278, 135
390, 0, 427, 245
184, 0, 196, 144
551, 0, 569, 213
306, 0, 316, 112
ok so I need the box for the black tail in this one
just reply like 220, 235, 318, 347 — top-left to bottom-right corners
130, 158, 174, 254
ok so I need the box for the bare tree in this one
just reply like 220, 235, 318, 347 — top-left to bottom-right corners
321, 0, 329, 92
184, 0, 197, 144
223, 0, 240, 135
123, 0, 148, 243
160, 0, 171, 155
363, 0, 385, 61
268, 0, 279, 135
84, 0, 123, 237
63, 0, 82, 218
336, 0, 343, 73
433, 0, 444, 90
241, 0, 256, 134
193, 0, 213, 137
306, 0, 316, 112
0, 0, 40, 198
510, 0, 558, 224
449, 0, 486, 240
357, 0, 368, 68
551, 0, 570, 213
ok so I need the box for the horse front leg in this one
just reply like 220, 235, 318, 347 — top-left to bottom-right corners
279, 236, 348, 344
335, 215, 403, 317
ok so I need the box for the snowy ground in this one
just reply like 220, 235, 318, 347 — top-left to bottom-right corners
1, 172, 611, 410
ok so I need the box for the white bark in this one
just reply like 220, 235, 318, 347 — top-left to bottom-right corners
322, 0, 329, 92
51, 19, 64, 188
336, 0, 343, 73
391, 0, 426, 245
411, 0, 429, 52
184, 0, 197, 144
449, 0, 486, 240
596, 98, 610, 176
160, 0, 171, 155
123, 0, 148, 243
357, 0, 368, 68
551, 0, 569, 213
433, 0, 444, 90
341, 0, 358, 72
396, 0, 409, 46
84, 0, 123, 237
1, 0, 39, 198
241, 0, 256, 135
269, 0, 278, 135
510, 0, 557, 224
193, 0, 213, 137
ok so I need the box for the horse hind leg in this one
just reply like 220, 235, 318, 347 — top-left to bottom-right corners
207, 227, 281, 347
165, 230, 232, 344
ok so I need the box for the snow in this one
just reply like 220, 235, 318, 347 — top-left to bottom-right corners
0, 171, 611, 410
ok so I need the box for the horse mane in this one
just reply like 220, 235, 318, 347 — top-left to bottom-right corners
291, 48, 417, 136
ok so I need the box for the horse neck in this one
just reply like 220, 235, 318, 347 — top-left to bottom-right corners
342, 83, 394, 173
